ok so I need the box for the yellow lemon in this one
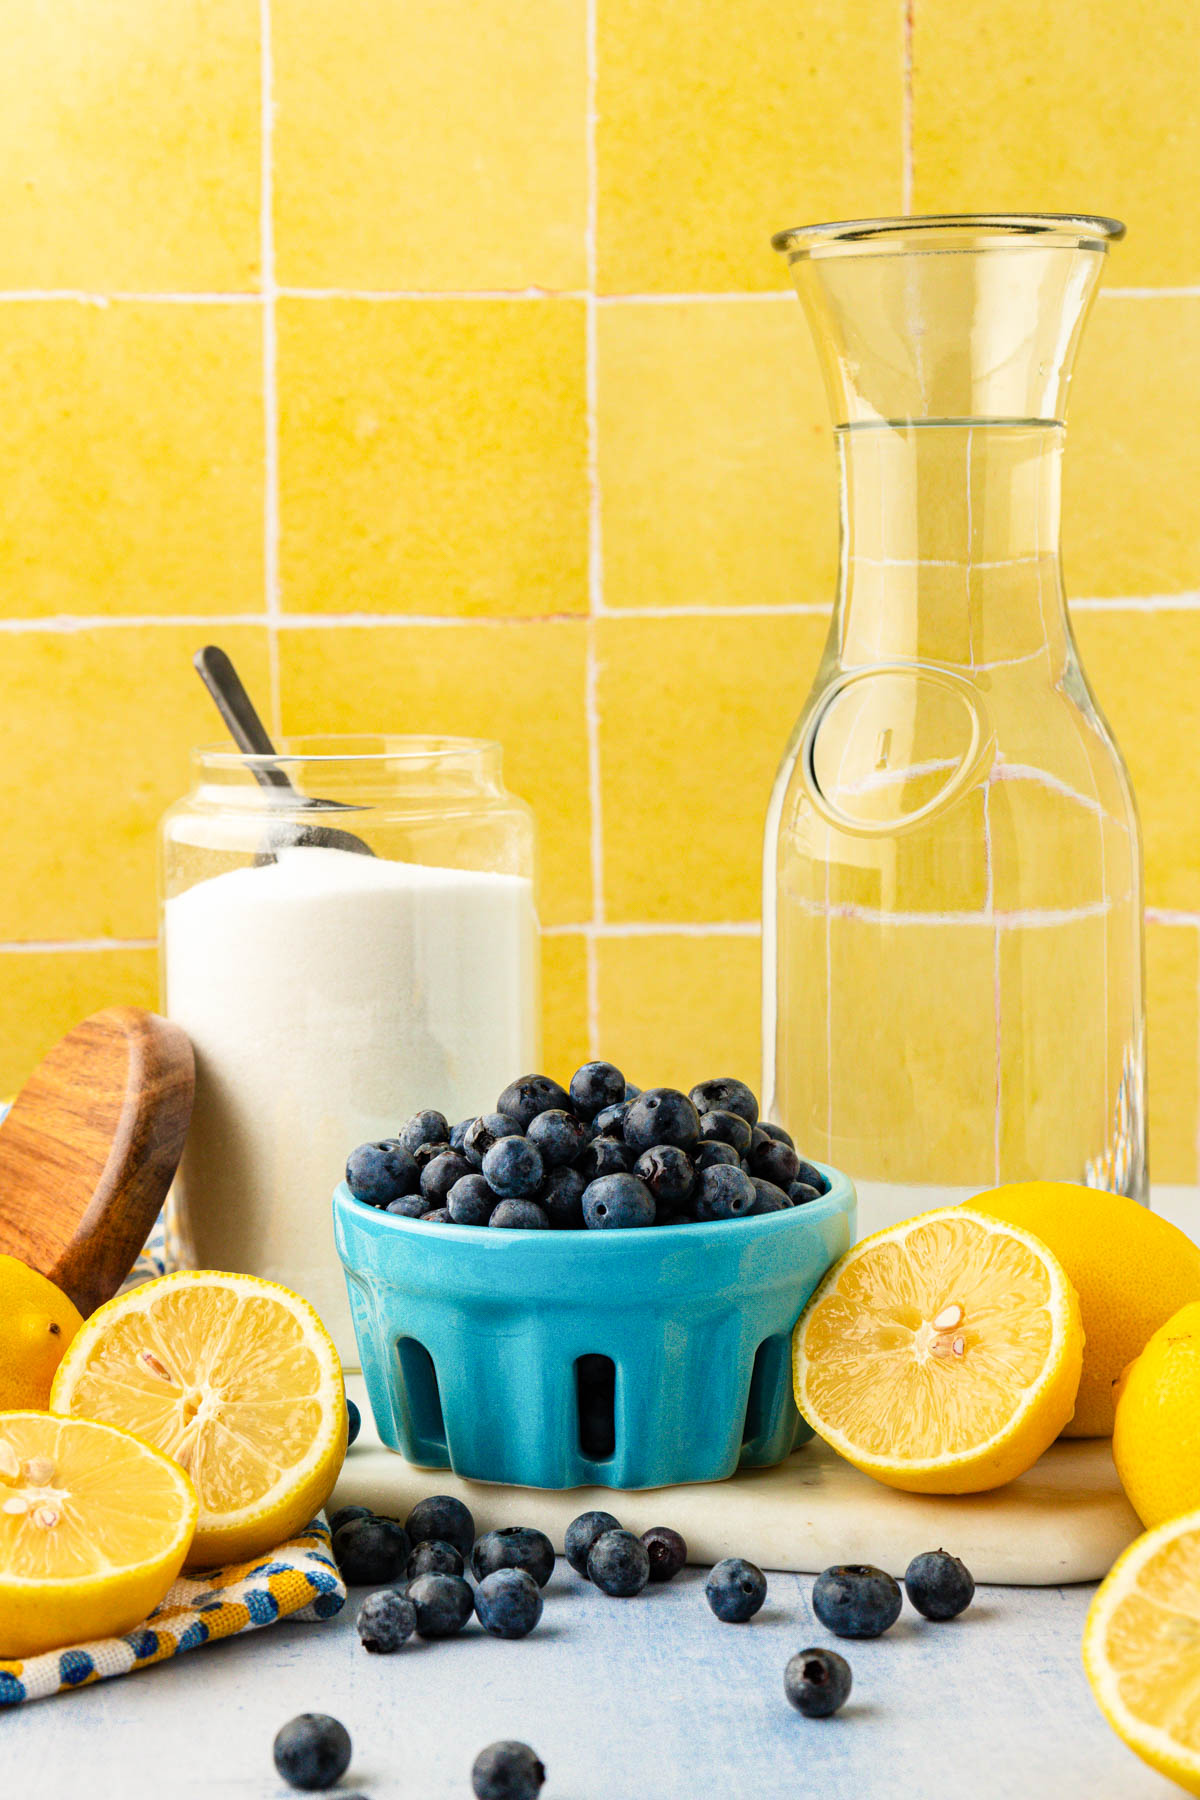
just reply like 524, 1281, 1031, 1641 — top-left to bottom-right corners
51, 1270, 347, 1570
1083, 1507, 1200, 1795
970, 1182, 1200, 1436
0, 1411, 197, 1658
1111, 1301, 1200, 1529
0, 1256, 84, 1410
793, 1206, 1083, 1494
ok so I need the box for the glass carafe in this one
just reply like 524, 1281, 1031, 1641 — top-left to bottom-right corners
763, 215, 1145, 1235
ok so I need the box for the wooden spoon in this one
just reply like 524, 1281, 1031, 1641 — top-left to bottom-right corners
0, 1008, 194, 1316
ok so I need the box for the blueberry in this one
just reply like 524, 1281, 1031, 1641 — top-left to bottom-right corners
472, 1526, 555, 1588
465, 1111, 524, 1169
578, 1134, 634, 1180
332, 1516, 410, 1585
784, 1647, 852, 1718
812, 1564, 903, 1639
692, 1163, 756, 1221
412, 1138, 452, 1171
482, 1136, 545, 1199
328, 1504, 371, 1537
345, 1139, 419, 1207
788, 1182, 822, 1206
527, 1107, 590, 1168
401, 1110, 451, 1154
688, 1078, 759, 1127
623, 1087, 701, 1154
450, 1117, 475, 1151
751, 1136, 801, 1189
386, 1193, 431, 1218
642, 1526, 687, 1583
904, 1549, 974, 1621
273, 1715, 352, 1792
541, 1165, 587, 1229
569, 1060, 627, 1119
698, 1109, 753, 1156
793, 1158, 830, 1196
421, 1149, 474, 1204
634, 1144, 695, 1207
489, 1199, 549, 1230
496, 1074, 572, 1129
760, 1121, 796, 1149
356, 1587, 416, 1653
587, 1528, 650, 1596
693, 1139, 741, 1172
583, 1172, 656, 1229
346, 1397, 361, 1446
564, 1509, 622, 1577
406, 1538, 466, 1580
655, 1210, 689, 1228
749, 1177, 793, 1215
408, 1571, 474, 1638
706, 1557, 767, 1622
624, 1081, 642, 1100
405, 1493, 475, 1558
419, 1206, 454, 1224
448, 1172, 496, 1225
471, 1741, 546, 1800
474, 1567, 544, 1639
593, 1102, 628, 1139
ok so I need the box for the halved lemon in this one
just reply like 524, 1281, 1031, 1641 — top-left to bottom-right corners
793, 1207, 1084, 1493
1084, 1509, 1200, 1794
0, 1411, 197, 1658
51, 1271, 347, 1570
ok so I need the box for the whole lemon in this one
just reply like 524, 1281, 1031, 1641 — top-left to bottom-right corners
1112, 1302, 1200, 1528
968, 1182, 1200, 1436
0, 1255, 84, 1407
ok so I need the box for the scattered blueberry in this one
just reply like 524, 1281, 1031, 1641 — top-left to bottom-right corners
578, 1134, 634, 1181
332, 1516, 410, 1586
904, 1549, 974, 1621
784, 1647, 852, 1718
642, 1526, 687, 1583
356, 1587, 416, 1653
582, 1172, 656, 1229
464, 1111, 524, 1168
489, 1199, 549, 1230
527, 1107, 590, 1167
328, 1504, 371, 1537
406, 1538, 465, 1580
345, 1139, 419, 1207
496, 1075, 572, 1129
749, 1177, 793, 1215
474, 1567, 544, 1639
812, 1565, 903, 1639
793, 1158, 829, 1195
569, 1060, 627, 1119
405, 1495, 476, 1558
419, 1206, 454, 1224
421, 1149, 474, 1204
273, 1714, 352, 1792
345, 1397, 361, 1446
760, 1121, 796, 1149
541, 1165, 587, 1228
587, 1529, 651, 1597
472, 1526, 556, 1588
634, 1144, 695, 1206
565, 1509, 622, 1577
482, 1136, 545, 1199
592, 1102, 629, 1140
692, 1164, 756, 1221
408, 1571, 475, 1638
698, 1108, 753, 1156
751, 1136, 801, 1189
401, 1110, 451, 1154
689, 1078, 759, 1127
386, 1192, 431, 1218
788, 1182, 823, 1206
706, 1557, 767, 1622
623, 1087, 701, 1154
693, 1139, 742, 1171
471, 1741, 546, 1800
412, 1138, 452, 1171
448, 1172, 496, 1225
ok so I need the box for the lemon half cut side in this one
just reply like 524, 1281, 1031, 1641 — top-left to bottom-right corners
792, 1207, 1084, 1494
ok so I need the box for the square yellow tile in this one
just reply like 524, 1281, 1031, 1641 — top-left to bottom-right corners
597, 301, 836, 610
0, 2, 259, 291
0, 626, 272, 939
597, 614, 830, 922
278, 622, 590, 923
913, 0, 1200, 287
1147, 920, 1198, 1184
277, 300, 588, 617
1065, 297, 1200, 599
272, 0, 586, 291
596, 933, 761, 1093
542, 932, 589, 1078
0, 303, 264, 619
1073, 609, 1200, 912
597, 0, 905, 294
0, 948, 158, 1100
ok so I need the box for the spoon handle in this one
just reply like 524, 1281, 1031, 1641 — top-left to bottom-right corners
193, 645, 293, 792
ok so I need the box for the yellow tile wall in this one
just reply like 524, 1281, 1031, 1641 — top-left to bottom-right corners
0, 1, 1198, 1182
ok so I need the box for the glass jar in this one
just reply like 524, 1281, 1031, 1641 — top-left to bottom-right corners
763, 215, 1146, 1237
160, 736, 538, 1359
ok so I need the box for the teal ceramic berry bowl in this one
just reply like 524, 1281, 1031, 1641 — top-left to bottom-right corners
333, 1167, 855, 1490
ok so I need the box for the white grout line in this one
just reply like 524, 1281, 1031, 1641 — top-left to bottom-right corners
584, 0, 603, 1057
0, 938, 157, 953
0, 291, 262, 305
1146, 909, 1200, 927
260, 0, 283, 739
0, 286, 1193, 307
279, 286, 588, 302
594, 291, 792, 305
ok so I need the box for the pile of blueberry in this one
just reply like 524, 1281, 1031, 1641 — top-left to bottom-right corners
345, 1064, 830, 1231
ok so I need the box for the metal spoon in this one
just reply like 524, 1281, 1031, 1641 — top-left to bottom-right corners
193, 645, 375, 857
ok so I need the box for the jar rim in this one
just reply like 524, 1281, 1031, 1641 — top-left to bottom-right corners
193, 733, 502, 768
771, 211, 1126, 257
